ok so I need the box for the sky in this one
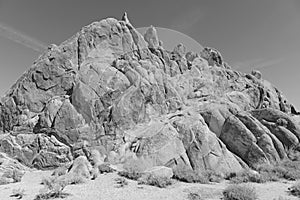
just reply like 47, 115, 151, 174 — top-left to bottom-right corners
0, 0, 299, 109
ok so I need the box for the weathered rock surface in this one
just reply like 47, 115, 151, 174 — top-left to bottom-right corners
0, 133, 72, 169
68, 156, 93, 179
0, 13, 299, 174
0, 152, 27, 184
0, 152, 28, 173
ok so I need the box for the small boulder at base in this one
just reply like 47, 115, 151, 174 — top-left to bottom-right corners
68, 156, 93, 179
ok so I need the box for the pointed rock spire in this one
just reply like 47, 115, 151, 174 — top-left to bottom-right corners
144, 25, 159, 49
122, 12, 130, 24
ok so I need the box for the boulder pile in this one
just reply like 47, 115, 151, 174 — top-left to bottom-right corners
0, 13, 299, 176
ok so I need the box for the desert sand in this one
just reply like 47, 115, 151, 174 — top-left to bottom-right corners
0, 170, 298, 200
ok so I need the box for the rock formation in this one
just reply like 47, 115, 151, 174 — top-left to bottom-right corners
0, 13, 299, 175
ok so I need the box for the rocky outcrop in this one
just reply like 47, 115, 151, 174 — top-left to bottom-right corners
0, 13, 299, 174
200, 47, 223, 67
144, 26, 160, 49
68, 156, 93, 179
0, 133, 72, 169
221, 114, 269, 167
0, 152, 27, 185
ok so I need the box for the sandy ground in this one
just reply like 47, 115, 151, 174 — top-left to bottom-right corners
0, 170, 298, 200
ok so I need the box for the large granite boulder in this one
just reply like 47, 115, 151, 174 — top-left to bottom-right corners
0, 13, 299, 173
0, 152, 28, 185
0, 133, 72, 169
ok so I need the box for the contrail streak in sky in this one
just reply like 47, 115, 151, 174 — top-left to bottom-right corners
0, 22, 47, 52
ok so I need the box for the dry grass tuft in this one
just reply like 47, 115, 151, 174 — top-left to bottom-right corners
118, 157, 152, 180
288, 181, 300, 197
138, 174, 173, 188
115, 177, 128, 188
2, 169, 24, 183
255, 160, 300, 181
226, 170, 268, 184
223, 184, 258, 200
172, 166, 208, 184
272, 196, 292, 200
35, 175, 71, 200
10, 188, 25, 199
187, 191, 204, 200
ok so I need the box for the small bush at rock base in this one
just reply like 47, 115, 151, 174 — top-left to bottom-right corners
187, 192, 204, 200
2, 169, 24, 183
34, 190, 69, 200
0, 177, 11, 185
287, 145, 300, 161
35, 176, 70, 200
118, 170, 142, 180
172, 166, 208, 184
118, 157, 152, 180
288, 181, 300, 197
11, 169, 24, 182
65, 174, 86, 185
123, 157, 152, 172
273, 196, 292, 200
115, 177, 128, 188
279, 160, 300, 180
255, 160, 300, 181
98, 163, 115, 174
223, 184, 258, 200
202, 170, 223, 183
10, 188, 25, 199
41, 176, 56, 188
226, 170, 267, 184
138, 174, 173, 188
51, 165, 69, 177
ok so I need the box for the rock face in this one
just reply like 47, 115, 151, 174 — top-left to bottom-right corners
0, 133, 72, 169
0, 152, 28, 184
0, 14, 299, 174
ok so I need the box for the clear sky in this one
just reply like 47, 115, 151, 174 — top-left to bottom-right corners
0, 0, 299, 109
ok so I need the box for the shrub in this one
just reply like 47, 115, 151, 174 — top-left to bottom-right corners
12, 169, 24, 182
172, 166, 208, 184
273, 196, 292, 200
280, 160, 300, 180
115, 177, 128, 188
118, 157, 151, 180
138, 174, 173, 188
288, 181, 300, 197
226, 160, 300, 184
287, 145, 300, 161
51, 165, 69, 177
283, 170, 300, 180
203, 170, 223, 183
227, 170, 267, 184
98, 163, 115, 174
41, 176, 56, 188
187, 192, 204, 200
255, 161, 300, 181
65, 174, 86, 185
0, 177, 11, 185
223, 184, 258, 200
2, 169, 24, 183
35, 176, 69, 200
123, 157, 152, 173
10, 188, 25, 199
118, 170, 142, 181
34, 190, 69, 200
